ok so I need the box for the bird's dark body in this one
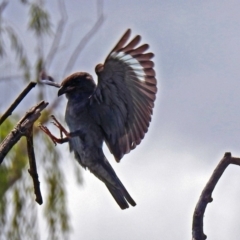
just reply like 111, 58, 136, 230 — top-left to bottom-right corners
65, 87, 102, 169
63, 73, 136, 209
57, 29, 157, 209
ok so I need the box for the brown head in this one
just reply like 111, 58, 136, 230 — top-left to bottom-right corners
58, 72, 96, 98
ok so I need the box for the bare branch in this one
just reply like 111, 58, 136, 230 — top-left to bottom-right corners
45, 0, 68, 69
26, 127, 43, 205
39, 70, 60, 88
97, 0, 104, 18
0, 100, 48, 164
0, 0, 8, 14
0, 81, 37, 125
192, 152, 240, 240
63, 0, 105, 76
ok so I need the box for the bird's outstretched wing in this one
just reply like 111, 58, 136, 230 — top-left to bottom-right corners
89, 29, 157, 162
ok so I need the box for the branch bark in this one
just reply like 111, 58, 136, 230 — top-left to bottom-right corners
0, 81, 37, 125
0, 100, 48, 164
26, 127, 43, 205
192, 152, 240, 240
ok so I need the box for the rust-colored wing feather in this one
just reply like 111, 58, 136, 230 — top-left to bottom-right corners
89, 29, 157, 162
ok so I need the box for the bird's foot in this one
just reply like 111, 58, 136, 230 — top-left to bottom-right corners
50, 115, 70, 138
38, 124, 58, 145
39, 115, 69, 145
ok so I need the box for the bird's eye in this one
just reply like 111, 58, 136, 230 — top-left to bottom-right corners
66, 85, 76, 91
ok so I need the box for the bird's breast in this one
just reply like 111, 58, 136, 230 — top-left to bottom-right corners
65, 99, 104, 147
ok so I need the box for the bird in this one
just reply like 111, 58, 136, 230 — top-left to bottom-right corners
43, 29, 157, 209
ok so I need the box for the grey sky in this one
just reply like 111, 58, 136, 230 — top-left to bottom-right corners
2, 0, 240, 239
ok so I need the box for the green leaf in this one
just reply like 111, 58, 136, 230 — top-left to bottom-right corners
28, 3, 51, 36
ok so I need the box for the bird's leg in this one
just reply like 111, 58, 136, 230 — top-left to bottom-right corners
38, 124, 69, 145
50, 115, 84, 138
39, 115, 84, 145
50, 115, 70, 138
39, 115, 69, 145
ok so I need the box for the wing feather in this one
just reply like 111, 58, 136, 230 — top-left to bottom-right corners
89, 29, 157, 161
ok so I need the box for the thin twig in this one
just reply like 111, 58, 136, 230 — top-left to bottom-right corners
63, 0, 104, 76
0, 81, 37, 125
45, 0, 68, 69
0, 100, 48, 164
0, 0, 8, 14
26, 127, 43, 205
192, 152, 240, 240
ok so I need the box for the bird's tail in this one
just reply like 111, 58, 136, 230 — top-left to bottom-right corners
106, 181, 136, 210
89, 157, 136, 210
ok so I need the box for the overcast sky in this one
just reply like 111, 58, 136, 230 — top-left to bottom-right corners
2, 0, 240, 239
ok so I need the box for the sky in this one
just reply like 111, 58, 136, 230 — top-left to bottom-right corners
2, 0, 240, 239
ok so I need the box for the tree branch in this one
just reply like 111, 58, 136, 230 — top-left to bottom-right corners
192, 152, 240, 240
0, 100, 48, 164
0, 81, 37, 125
45, 0, 68, 69
26, 127, 43, 205
0, 0, 8, 14
63, 0, 104, 76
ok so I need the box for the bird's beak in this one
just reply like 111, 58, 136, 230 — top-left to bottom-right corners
58, 86, 66, 96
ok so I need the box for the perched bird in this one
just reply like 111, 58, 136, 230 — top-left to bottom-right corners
46, 29, 157, 209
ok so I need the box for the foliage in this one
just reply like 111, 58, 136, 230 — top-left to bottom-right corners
0, 1, 84, 239
0, 118, 39, 240
0, 0, 103, 238
28, 2, 51, 36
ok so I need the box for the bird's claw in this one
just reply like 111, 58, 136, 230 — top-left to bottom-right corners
38, 124, 57, 145
38, 116, 70, 146
50, 115, 70, 137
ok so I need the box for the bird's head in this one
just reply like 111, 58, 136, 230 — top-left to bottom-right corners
58, 72, 96, 98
